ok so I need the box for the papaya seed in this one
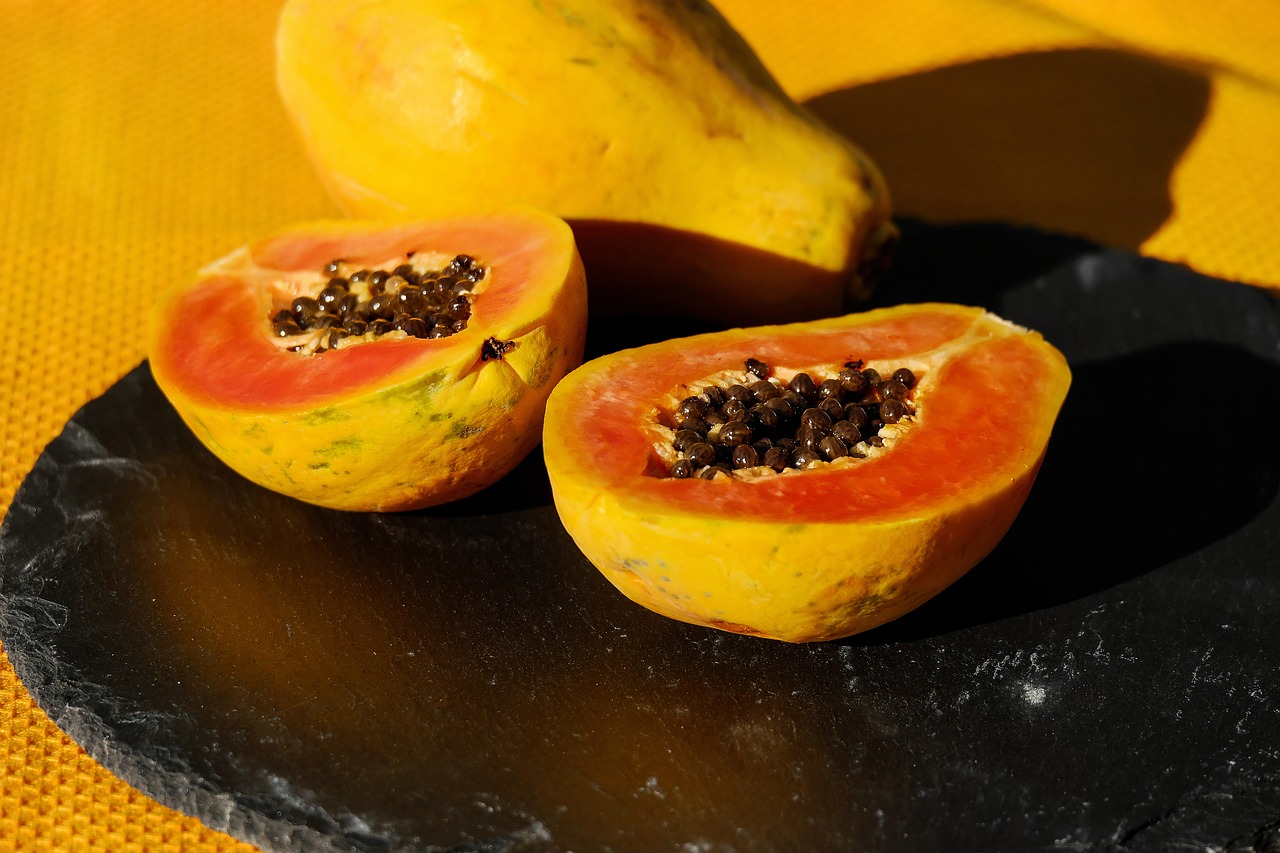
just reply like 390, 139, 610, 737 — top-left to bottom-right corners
678, 396, 709, 419
832, 420, 862, 446
817, 378, 843, 400
480, 336, 516, 361
718, 421, 752, 448
796, 427, 822, 452
702, 386, 726, 407
732, 444, 759, 469
749, 404, 779, 431
793, 448, 821, 468
880, 378, 909, 400
671, 458, 695, 479
686, 442, 715, 467
800, 408, 832, 432
818, 435, 848, 461
881, 399, 908, 423
818, 397, 845, 421
672, 429, 702, 452
788, 373, 816, 397
677, 416, 710, 435
763, 445, 791, 471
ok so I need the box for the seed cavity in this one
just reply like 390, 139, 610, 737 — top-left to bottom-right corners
268, 253, 487, 355
658, 361, 918, 479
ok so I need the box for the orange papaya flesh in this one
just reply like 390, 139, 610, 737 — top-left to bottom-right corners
542, 303, 1070, 643
149, 210, 587, 512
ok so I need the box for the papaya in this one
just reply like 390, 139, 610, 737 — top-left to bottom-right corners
149, 209, 587, 512
274, 0, 896, 325
542, 304, 1070, 643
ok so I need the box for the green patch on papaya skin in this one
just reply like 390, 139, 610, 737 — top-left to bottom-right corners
524, 349, 558, 390
378, 368, 447, 407
308, 461, 331, 471
558, 7, 585, 27
186, 412, 212, 441
304, 406, 352, 425
448, 419, 484, 440
276, 460, 299, 486
314, 437, 364, 458
241, 422, 268, 439
502, 385, 527, 411
429, 412, 452, 422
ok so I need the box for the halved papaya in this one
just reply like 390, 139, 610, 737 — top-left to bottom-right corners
149, 209, 587, 512
542, 304, 1070, 642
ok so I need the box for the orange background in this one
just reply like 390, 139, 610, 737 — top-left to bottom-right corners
2, 1, 1278, 849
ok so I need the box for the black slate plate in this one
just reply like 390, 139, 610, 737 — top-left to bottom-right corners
3, 221, 1280, 853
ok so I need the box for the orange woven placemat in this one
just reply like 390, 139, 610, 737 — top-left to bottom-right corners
2, 1, 1277, 850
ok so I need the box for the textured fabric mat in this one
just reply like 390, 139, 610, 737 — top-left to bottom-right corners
2, 1, 1278, 850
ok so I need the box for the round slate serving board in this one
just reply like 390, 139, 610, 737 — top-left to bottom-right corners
3, 222, 1279, 853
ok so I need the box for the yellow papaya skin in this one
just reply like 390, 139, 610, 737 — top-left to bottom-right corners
542, 304, 1070, 642
149, 211, 587, 512
275, 0, 896, 324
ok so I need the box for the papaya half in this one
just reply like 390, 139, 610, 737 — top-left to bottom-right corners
274, 0, 897, 325
542, 304, 1071, 643
149, 209, 587, 512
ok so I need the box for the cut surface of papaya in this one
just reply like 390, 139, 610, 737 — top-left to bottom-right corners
542, 303, 1070, 642
149, 209, 587, 512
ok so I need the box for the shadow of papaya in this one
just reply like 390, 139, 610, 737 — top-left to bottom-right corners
805, 47, 1211, 250
576, 216, 1101, 353
569, 217, 873, 327
860, 340, 1280, 644
866, 216, 1100, 310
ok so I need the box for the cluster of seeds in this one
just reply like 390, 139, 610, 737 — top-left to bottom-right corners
269, 254, 486, 353
665, 359, 917, 479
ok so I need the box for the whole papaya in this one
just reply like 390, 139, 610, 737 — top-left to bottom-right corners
275, 0, 896, 325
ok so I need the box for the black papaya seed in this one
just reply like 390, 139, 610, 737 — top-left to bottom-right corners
881, 398, 909, 423
763, 446, 791, 471
732, 444, 759, 469
673, 429, 703, 452
686, 442, 715, 467
819, 435, 848, 461
788, 372, 817, 398
719, 421, 752, 447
